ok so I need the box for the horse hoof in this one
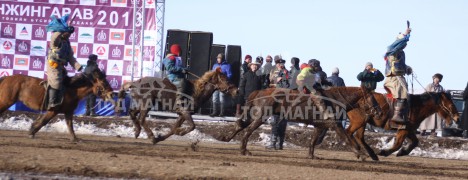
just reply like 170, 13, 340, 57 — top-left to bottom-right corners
241, 150, 252, 156
308, 155, 323, 160
152, 135, 163, 145
396, 150, 408, 157
29, 135, 35, 139
71, 138, 81, 143
378, 150, 390, 157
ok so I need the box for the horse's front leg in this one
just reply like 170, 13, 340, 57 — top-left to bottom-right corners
378, 129, 409, 156
29, 111, 58, 138
240, 117, 264, 156
64, 112, 79, 142
333, 123, 368, 161
175, 112, 195, 136
129, 109, 142, 139
138, 110, 156, 144
354, 126, 379, 161
397, 131, 419, 156
153, 115, 185, 144
215, 117, 250, 142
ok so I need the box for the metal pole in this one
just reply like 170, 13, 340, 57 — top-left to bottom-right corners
140, 0, 146, 78
154, 0, 165, 78
131, 0, 137, 82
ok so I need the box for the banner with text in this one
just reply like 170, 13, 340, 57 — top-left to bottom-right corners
0, 0, 157, 90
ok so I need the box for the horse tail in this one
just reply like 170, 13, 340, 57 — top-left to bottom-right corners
115, 82, 134, 113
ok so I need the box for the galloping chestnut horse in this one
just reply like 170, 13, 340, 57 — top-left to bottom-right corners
346, 92, 459, 160
217, 87, 381, 160
116, 68, 238, 144
0, 68, 114, 141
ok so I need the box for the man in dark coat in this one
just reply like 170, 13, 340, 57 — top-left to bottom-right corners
238, 61, 262, 108
289, 57, 300, 90
460, 82, 468, 139
327, 67, 346, 87
85, 54, 98, 116
357, 62, 384, 91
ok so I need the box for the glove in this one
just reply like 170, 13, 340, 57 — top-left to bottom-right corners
406, 66, 413, 75
48, 60, 59, 69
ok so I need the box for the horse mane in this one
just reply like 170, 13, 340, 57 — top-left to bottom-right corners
192, 70, 217, 97
324, 86, 362, 94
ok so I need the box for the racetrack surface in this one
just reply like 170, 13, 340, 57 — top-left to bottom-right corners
1, 129, 468, 179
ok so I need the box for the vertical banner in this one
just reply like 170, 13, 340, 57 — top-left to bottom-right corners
0, 0, 157, 91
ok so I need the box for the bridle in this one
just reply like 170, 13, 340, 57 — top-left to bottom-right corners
336, 87, 381, 117
430, 92, 457, 120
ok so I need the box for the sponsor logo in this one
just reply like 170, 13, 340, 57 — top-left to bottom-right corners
111, 46, 122, 58
34, 27, 45, 38
100, 0, 108, 3
147, 0, 154, 4
111, 64, 120, 74
98, 61, 106, 71
143, 47, 153, 58
110, 77, 119, 89
15, 57, 28, 66
1, 56, 11, 68
97, 30, 107, 41
72, 46, 77, 55
144, 35, 154, 41
32, 58, 43, 69
32, 46, 44, 51
112, 0, 126, 3
18, 41, 28, 52
3, 41, 12, 50
96, 46, 106, 56
3, 25, 13, 37
0, 71, 10, 77
128, 33, 140, 43
125, 48, 139, 57
111, 32, 124, 40
80, 33, 93, 39
70, 32, 77, 40
20, 27, 28, 35
80, 44, 90, 55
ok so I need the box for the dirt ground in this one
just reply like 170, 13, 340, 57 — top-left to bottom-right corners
1, 111, 468, 179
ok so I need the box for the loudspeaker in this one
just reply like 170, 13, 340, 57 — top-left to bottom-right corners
210, 44, 226, 69
164, 29, 190, 72
226, 45, 242, 86
187, 31, 213, 81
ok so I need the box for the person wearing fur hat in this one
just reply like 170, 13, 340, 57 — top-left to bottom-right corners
269, 58, 289, 88
238, 61, 263, 116
163, 44, 190, 112
210, 53, 232, 117
383, 27, 413, 124
419, 73, 445, 137
356, 62, 384, 91
45, 14, 82, 110
327, 67, 346, 87
289, 57, 301, 90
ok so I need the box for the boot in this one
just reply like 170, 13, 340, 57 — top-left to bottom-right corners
462, 130, 468, 139
210, 103, 218, 117
391, 99, 407, 124
218, 103, 225, 117
235, 104, 242, 118
47, 88, 62, 110
266, 134, 277, 150
277, 136, 284, 150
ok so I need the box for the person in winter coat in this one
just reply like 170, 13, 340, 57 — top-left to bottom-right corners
45, 14, 83, 110
238, 61, 263, 110
327, 67, 346, 87
240, 55, 252, 76
289, 57, 301, 90
419, 73, 445, 137
85, 54, 99, 116
210, 53, 232, 117
383, 27, 413, 124
356, 62, 384, 91
460, 82, 468, 139
163, 44, 189, 112
269, 58, 290, 88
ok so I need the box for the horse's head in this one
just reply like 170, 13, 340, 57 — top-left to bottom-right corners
205, 67, 238, 97
87, 68, 114, 101
437, 92, 460, 126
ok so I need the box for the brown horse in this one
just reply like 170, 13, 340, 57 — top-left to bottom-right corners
116, 68, 238, 144
346, 92, 460, 160
0, 68, 114, 141
217, 87, 381, 160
